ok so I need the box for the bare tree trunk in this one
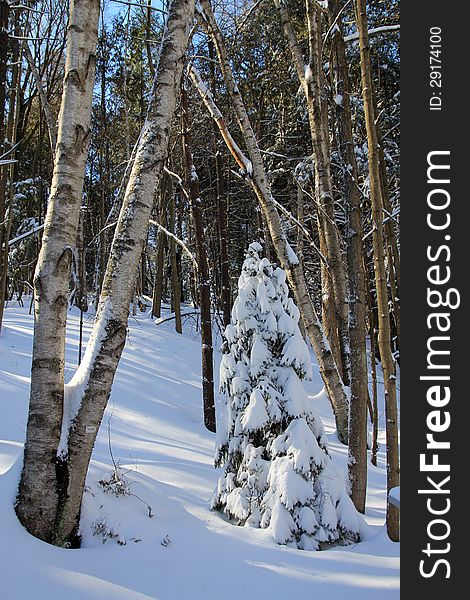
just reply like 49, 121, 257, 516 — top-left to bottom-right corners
48, 0, 195, 546
95, 29, 111, 310
16, 0, 101, 545
318, 222, 344, 378
208, 40, 231, 328
169, 190, 182, 333
76, 210, 88, 366
146, 0, 155, 77
0, 1, 8, 151
273, 0, 351, 386
366, 275, 379, 467
152, 193, 166, 318
355, 0, 399, 541
0, 1, 8, 324
195, 0, 350, 444
377, 134, 400, 352
181, 83, 216, 432
216, 152, 231, 327
330, 0, 368, 513
0, 15, 20, 333
75, 210, 88, 314
296, 183, 308, 342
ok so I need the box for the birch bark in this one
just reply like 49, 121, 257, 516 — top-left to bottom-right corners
17, 0, 196, 547
16, 0, 101, 544
52, 0, 196, 546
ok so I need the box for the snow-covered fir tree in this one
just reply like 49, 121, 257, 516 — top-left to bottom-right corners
213, 242, 361, 550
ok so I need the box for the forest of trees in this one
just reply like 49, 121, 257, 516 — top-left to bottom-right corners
0, 0, 400, 549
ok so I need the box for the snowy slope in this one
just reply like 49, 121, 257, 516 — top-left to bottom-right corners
0, 300, 399, 599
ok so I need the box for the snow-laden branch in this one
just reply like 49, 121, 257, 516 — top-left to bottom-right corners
0, 141, 22, 161
344, 24, 400, 43
154, 309, 200, 325
163, 165, 190, 201
269, 195, 329, 268
188, 64, 253, 176
362, 206, 400, 241
149, 219, 198, 268
109, 0, 168, 15
8, 223, 45, 247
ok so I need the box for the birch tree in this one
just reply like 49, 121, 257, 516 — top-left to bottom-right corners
329, 0, 368, 513
15, 0, 101, 545
16, 0, 196, 547
355, 0, 399, 541
272, 0, 350, 385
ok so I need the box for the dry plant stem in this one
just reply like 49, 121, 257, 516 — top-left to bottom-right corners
17, 0, 196, 546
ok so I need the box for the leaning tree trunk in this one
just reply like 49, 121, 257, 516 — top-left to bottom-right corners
355, 0, 399, 541
169, 189, 182, 333
273, 0, 351, 386
50, 0, 195, 547
208, 40, 231, 328
16, 0, 101, 546
196, 0, 350, 444
330, 0, 368, 513
181, 83, 216, 432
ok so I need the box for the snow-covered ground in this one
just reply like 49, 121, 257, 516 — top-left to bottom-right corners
0, 300, 399, 599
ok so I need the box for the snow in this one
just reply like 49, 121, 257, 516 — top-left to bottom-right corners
285, 241, 299, 266
244, 159, 253, 176
389, 486, 400, 508
270, 499, 296, 544
58, 297, 114, 458
190, 164, 198, 182
270, 419, 327, 475
0, 300, 399, 599
241, 389, 270, 431
304, 65, 313, 83
267, 456, 313, 510
216, 245, 379, 550
281, 333, 313, 379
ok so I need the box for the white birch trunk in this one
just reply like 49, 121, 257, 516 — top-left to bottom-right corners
53, 0, 195, 546
16, 0, 100, 545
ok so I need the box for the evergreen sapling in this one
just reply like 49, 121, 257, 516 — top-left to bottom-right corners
213, 243, 361, 550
